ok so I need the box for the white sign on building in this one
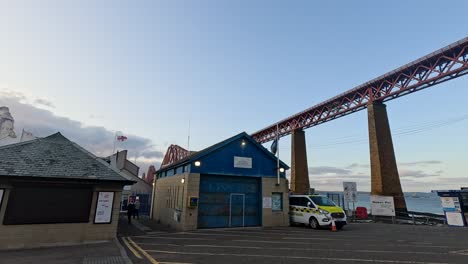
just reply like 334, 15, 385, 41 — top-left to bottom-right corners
263, 197, 272, 208
370, 195, 396, 216
94, 192, 114, 224
234, 156, 252, 169
343, 182, 357, 202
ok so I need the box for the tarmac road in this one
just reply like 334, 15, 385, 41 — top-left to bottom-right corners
122, 223, 468, 264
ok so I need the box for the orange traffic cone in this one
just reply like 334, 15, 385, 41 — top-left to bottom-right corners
331, 219, 337, 232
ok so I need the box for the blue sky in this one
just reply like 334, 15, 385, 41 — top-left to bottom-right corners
1, 1, 467, 191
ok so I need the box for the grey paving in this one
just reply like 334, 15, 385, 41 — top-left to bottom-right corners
125, 223, 468, 264
83, 256, 127, 264
0, 240, 132, 264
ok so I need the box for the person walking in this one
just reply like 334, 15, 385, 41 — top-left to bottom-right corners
127, 201, 135, 224
134, 198, 141, 219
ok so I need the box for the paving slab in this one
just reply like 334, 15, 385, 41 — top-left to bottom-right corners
0, 239, 132, 264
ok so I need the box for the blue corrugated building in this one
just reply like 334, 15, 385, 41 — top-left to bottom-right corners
152, 132, 291, 230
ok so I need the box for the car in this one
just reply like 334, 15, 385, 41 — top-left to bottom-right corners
289, 194, 347, 229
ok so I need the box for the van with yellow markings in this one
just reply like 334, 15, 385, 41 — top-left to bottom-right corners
289, 195, 347, 230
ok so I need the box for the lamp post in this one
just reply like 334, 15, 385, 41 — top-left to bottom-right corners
181, 177, 185, 209
150, 172, 157, 220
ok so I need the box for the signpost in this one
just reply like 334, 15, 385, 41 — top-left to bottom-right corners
370, 195, 396, 221
446, 212, 465, 226
437, 192, 466, 227
94, 192, 114, 224
343, 182, 357, 220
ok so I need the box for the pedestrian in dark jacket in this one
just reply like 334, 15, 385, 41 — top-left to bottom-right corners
127, 202, 135, 224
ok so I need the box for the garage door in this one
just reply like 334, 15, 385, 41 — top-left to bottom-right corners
198, 175, 260, 228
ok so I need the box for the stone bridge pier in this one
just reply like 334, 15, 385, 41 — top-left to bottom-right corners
368, 101, 407, 212
290, 129, 310, 194
288, 101, 407, 212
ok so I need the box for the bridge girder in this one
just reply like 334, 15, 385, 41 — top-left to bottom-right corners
252, 38, 468, 143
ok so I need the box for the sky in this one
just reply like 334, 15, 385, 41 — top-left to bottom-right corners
0, 1, 467, 191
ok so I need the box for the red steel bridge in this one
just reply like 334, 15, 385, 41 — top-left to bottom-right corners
160, 37, 467, 212
161, 37, 468, 168
251, 37, 468, 143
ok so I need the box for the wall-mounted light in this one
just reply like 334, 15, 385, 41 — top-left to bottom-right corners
279, 167, 285, 173
194, 161, 201, 167
241, 140, 246, 146
181, 178, 185, 184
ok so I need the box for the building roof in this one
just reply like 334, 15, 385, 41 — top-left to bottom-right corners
0, 132, 135, 184
157, 132, 289, 173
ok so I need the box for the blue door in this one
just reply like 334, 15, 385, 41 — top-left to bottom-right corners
198, 175, 260, 228
230, 193, 245, 227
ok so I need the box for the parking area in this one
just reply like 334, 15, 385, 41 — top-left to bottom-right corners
122, 223, 468, 264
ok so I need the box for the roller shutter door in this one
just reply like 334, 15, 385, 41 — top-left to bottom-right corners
197, 175, 260, 228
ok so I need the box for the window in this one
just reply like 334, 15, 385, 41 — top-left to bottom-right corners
289, 196, 309, 207
272, 193, 283, 211
310, 195, 336, 206
183, 164, 190, 173
3, 184, 93, 225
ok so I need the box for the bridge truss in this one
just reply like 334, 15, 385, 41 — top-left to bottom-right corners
252, 38, 468, 143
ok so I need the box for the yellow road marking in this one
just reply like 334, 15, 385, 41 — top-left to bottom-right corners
128, 237, 160, 264
122, 237, 143, 259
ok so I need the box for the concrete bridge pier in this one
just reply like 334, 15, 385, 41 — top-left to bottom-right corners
290, 129, 311, 194
368, 101, 407, 212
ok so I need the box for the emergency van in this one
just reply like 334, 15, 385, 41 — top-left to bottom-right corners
289, 195, 347, 229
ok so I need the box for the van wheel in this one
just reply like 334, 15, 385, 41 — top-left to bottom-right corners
309, 217, 319, 229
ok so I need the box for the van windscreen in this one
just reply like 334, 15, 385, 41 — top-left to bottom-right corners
310, 196, 335, 206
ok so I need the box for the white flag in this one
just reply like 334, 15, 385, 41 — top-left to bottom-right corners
20, 129, 36, 142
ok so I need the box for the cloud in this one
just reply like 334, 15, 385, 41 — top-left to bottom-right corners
305, 161, 447, 192
399, 160, 442, 166
309, 166, 353, 176
433, 177, 468, 183
346, 163, 369, 169
0, 91, 162, 175
140, 149, 164, 159
399, 169, 441, 178
34, 98, 55, 108
89, 114, 104, 120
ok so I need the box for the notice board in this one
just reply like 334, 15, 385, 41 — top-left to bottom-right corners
370, 195, 396, 216
94, 192, 114, 224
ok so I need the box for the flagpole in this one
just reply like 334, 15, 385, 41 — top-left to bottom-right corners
20, 128, 24, 142
112, 132, 117, 154
276, 123, 280, 185
187, 119, 191, 154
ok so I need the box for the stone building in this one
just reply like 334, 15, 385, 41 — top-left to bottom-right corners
104, 150, 152, 214
152, 132, 290, 230
0, 132, 133, 249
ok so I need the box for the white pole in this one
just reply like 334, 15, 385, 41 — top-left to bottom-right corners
112, 132, 117, 154
150, 174, 156, 219
187, 119, 191, 154
276, 123, 280, 185
20, 128, 24, 142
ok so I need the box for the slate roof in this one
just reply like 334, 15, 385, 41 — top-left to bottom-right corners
0, 132, 134, 183
157, 132, 289, 173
